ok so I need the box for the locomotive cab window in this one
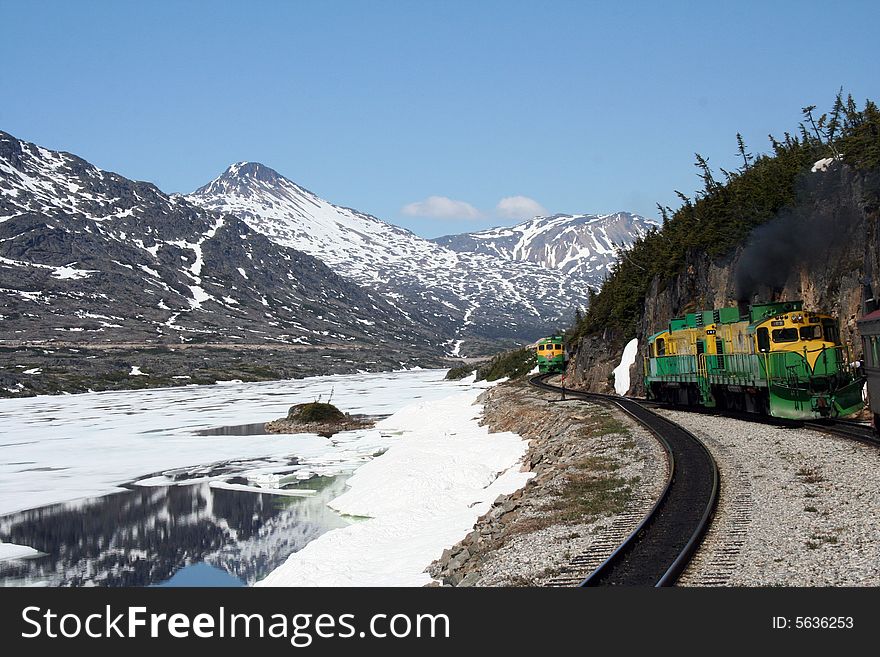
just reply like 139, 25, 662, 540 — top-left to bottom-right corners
554, 344, 562, 350
772, 328, 798, 343
655, 338, 666, 356
822, 319, 839, 344
757, 327, 770, 352
538, 345, 545, 351
799, 325, 821, 341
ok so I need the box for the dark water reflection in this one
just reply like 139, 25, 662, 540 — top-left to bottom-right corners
0, 476, 350, 587
195, 423, 270, 436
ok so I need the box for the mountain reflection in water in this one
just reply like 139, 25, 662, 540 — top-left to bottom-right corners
0, 476, 351, 587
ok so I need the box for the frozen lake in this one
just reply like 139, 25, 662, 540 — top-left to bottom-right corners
0, 476, 350, 587
0, 369, 483, 586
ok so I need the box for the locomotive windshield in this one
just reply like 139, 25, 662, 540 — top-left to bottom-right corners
822, 319, 840, 344
757, 327, 770, 352
799, 325, 822, 340
771, 328, 798, 343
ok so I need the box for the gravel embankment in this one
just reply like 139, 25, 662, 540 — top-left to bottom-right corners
660, 410, 880, 586
429, 382, 667, 586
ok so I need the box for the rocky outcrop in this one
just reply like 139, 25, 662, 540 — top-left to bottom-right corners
569, 163, 880, 396
265, 402, 376, 437
567, 331, 621, 395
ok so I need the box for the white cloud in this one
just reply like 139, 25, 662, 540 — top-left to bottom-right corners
495, 195, 547, 220
401, 196, 484, 220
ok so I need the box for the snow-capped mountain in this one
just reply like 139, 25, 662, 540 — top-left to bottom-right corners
433, 212, 658, 283
0, 131, 653, 358
0, 131, 440, 351
188, 163, 616, 354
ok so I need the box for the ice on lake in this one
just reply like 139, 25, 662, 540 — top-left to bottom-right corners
0, 369, 532, 588
0, 369, 474, 516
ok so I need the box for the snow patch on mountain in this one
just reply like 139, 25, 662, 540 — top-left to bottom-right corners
433, 212, 658, 284
188, 163, 646, 354
0, 132, 441, 352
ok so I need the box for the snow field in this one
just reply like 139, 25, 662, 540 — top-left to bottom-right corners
613, 338, 639, 395
256, 387, 532, 587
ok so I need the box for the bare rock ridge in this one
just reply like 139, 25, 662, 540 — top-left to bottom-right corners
433, 212, 657, 281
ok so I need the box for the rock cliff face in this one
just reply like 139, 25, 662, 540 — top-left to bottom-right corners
568, 162, 880, 396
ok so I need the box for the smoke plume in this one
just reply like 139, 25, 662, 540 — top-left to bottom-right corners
733, 175, 861, 301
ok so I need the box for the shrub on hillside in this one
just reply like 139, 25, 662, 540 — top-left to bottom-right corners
476, 348, 536, 382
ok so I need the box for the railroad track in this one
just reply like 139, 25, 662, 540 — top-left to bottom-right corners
802, 418, 879, 447
529, 374, 719, 587
640, 397, 880, 448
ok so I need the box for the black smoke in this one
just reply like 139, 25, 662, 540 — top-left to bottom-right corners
733, 173, 862, 301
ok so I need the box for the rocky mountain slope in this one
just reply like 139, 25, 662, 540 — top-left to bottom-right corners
0, 131, 440, 352
569, 161, 880, 396
188, 164, 637, 355
433, 212, 657, 284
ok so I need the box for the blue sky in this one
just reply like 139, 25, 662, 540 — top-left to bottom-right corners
2, 1, 878, 237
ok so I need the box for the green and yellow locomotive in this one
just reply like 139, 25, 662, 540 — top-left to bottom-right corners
536, 335, 566, 374
645, 301, 864, 420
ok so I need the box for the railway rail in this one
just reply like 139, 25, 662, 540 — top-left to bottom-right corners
802, 418, 879, 447
640, 397, 880, 448
528, 374, 719, 587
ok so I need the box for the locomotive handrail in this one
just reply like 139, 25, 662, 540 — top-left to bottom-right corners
649, 346, 855, 382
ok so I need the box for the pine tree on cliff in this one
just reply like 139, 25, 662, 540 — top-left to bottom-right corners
694, 153, 720, 197
736, 133, 753, 171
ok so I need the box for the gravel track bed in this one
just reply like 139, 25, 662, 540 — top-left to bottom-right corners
429, 383, 667, 586
659, 410, 880, 586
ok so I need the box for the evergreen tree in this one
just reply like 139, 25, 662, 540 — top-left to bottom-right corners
656, 203, 670, 223
736, 132, 753, 170
694, 153, 720, 196
802, 105, 823, 144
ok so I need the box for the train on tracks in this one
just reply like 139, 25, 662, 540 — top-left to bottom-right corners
645, 300, 864, 420
536, 335, 566, 374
